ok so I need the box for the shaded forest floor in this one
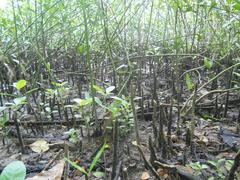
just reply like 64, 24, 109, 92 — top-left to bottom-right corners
0, 56, 240, 180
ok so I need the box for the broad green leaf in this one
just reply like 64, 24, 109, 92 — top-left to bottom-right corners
109, 107, 119, 117
225, 160, 233, 171
0, 161, 26, 180
84, 92, 91, 99
233, 2, 240, 11
84, 98, 93, 106
13, 97, 26, 106
14, 80, 27, 90
89, 143, 108, 174
204, 58, 213, 69
0, 112, 8, 128
207, 160, 217, 167
201, 164, 209, 169
46, 62, 51, 71
93, 171, 105, 178
76, 44, 85, 55
0, 106, 7, 112
185, 73, 194, 90
73, 98, 81, 104
217, 158, 225, 164
65, 158, 88, 175
93, 85, 104, 94
73, 98, 92, 106
110, 96, 128, 106
94, 97, 110, 111
94, 97, 103, 106
106, 86, 115, 94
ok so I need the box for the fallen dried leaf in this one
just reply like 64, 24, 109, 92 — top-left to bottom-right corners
141, 171, 150, 180
29, 139, 49, 153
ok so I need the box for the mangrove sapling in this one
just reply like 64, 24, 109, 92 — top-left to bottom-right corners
93, 84, 133, 135
4, 79, 40, 153
92, 84, 133, 178
2, 80, 28, 153
81, 0, 99, 136
71, 93, 94, 138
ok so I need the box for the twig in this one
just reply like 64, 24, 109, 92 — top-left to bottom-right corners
43, 149, 63, 171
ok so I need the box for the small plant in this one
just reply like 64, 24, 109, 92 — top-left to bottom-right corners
207, 159, 234, 180
0, 161, 26, 180
93, 84, 133, 135
45, 81, 71, 120
187, 161, 209, 175
70, 92, 95, 136
65, 142, 109, 180
64, 128, 79, 144
187, 159, 234, 179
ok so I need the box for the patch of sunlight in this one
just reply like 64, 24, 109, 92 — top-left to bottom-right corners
0, 0, 8, 9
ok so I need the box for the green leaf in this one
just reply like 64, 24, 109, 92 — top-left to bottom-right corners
88, 143, 108, 174
106, 86, 115, 94
13, 97, 26, 106
94, 97, 103, 106
76, 44, 86, 55
93, 171, 105, 178
73, 98, 92, 106
217, 158, 225, 164
0, 161, 26, 180
110, 96, 128, 106
204, 58, 213, 69
201, 164, 209, 169
233, 2, 240, 11
52, 82, 67, 87
0, 112, 8, 128
14, 80, 27, 90
93, 85, 104, 95
185, 73, 194, 90
64, 158, 88, 175
225, 160, 234, 171
208, 177, 214, 180
0, 106, 7, 112
207, 160, 217, 167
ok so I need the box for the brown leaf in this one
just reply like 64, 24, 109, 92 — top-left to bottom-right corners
29, 139, 49, 153
141, 171, 150, 180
